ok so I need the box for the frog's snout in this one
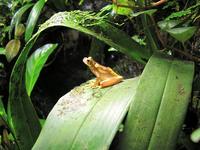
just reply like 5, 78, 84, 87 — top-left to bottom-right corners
83, 57, 88, 65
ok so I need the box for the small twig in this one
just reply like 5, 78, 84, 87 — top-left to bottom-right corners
151, 0, 167, 7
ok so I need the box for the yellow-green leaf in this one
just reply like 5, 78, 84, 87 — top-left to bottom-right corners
5, 39, 21, 62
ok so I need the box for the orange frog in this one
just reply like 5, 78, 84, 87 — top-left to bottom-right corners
83, 57, 123, 88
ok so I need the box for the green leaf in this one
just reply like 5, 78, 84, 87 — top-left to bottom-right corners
8, 39, 41, 150
130, 9, 157, 17
191, 128, 200, 143
25, 0, 46, 42
118, 53, 172, 149
5, 39, 21, 62
9, 3, 33, 39
118, 53, 194, 150
166, 26, 197, 43
26, 43, 58, 96
32, 78, 139, 149
37, 11, 149, 63
148, 59, 194, 149
157, 20, 182, 30
0, 47, 5, 55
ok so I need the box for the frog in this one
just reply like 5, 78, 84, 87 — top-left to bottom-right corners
83, 57, 123, 88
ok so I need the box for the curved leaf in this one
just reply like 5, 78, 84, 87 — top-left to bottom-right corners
166, 26, 197, 43
26, 43, 58, 96
8, 39, 41, 150
118, 53, 194, 150
32, 78, 139, 150
9, 3, 33, 39
37, 11, 149, 63
25, 0, 46, 42
148, 59, 194, 149
118, 53, 172, 150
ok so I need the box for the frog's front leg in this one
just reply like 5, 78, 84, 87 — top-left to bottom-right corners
91, 77, 101, 88
99, 76, 123, 88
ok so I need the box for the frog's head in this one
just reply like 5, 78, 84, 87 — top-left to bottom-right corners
83, 57, 95, 67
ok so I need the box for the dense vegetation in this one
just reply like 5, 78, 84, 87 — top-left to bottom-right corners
0, 0, 200, 149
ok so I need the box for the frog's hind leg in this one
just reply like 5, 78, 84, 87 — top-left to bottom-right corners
99, 76, 123, 88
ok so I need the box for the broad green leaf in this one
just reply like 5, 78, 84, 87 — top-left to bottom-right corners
130, 9, 157, 17
118, 53, 172, 150
167, 26, 197, 43
118, 53, 194, 150
5, 39, 21, 62
33, 78, 139, 150
148, 59, 194, 149
37, 11, 149, 63
25, 0, 46, 42
26, 43, 58, 96
157, 20, 182, 30
9, 3, 33, 39
0, 47, 5, 55
191, 128, 200, 143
